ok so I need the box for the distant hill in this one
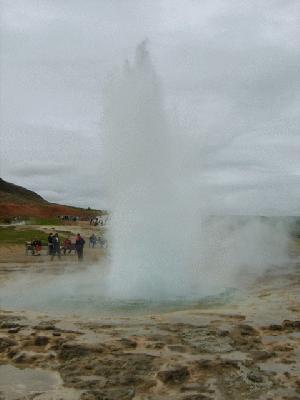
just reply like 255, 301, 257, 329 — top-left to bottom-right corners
0, 178, 102, 219
0, 178, 46, 204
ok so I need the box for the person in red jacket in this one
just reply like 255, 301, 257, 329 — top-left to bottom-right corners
63, 238, 72, 255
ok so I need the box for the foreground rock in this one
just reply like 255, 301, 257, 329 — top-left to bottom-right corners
0, 262, 299, 399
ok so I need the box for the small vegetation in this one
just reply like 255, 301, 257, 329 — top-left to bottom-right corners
26, 217, 61, 226
0, 227, 49, 245
0, 226, 72, 245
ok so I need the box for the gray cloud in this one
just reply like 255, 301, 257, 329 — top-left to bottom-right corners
1, 0, 300, 213
9, 161, 73, 178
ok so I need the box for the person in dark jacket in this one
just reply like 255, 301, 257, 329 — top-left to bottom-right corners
51, 233, 61, 261
48, 233, 53, 255
75, 233, 85, 261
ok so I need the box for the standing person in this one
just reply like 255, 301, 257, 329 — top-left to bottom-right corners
89, 233, 97, 248
35, 239, 42, 256
51, 233, 61, 261
31, 239, 40, 256
48, 233, 53, 255
63, 238, 72, 255
75, 233, 85, 262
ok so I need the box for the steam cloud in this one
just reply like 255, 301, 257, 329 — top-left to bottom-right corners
102, 42, 290, 300
0, 42, 292, 313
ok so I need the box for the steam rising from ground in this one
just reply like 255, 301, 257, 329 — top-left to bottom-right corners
102, 42, 290, 300
0, 43, 292, 313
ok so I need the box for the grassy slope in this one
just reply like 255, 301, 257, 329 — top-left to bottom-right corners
0, 226, 72, 245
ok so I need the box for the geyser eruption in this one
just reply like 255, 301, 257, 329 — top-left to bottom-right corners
0, 43, 291, 314
103, 41, 290, 300
103, 41, 203, 299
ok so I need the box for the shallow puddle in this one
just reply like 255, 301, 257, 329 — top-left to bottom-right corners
258, 360, 298, 374
0, 364, 80, 399
0, 269, 236, 315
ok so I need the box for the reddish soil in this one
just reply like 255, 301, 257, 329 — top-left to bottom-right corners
0, 178, 102, 219
0, 202, 99, 219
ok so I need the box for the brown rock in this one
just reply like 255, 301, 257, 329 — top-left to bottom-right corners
247, 370, 263, 383
272, 344, 293, 352
182, 395, 211, 400
217, 330, 229, 337
282, 320, 300, 329
80, 388, 135, 400
34, 336, 49, 346
268, 324, 283, 331
219, 359, 240, 369
8, 327, 20, 334
119, 338, 137, 349
195, 359, 215, 370
157, 365, 190, 384
251, 350, 274, 361
0, 337, 17, 352
1, 321, 22, 329
58, 343, 104, 361
181, 383, 211, 392
237, 324, 259, 336
34, 322, 56, 330
58, 343, 91, 360
146, 341, 165, 349
168, 345, 186, 353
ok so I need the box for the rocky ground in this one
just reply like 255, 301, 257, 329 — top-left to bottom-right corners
0, 251, 300, 399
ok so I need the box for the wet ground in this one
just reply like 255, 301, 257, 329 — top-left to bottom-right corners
0, 252, 300, 399
0, 364, 79, 399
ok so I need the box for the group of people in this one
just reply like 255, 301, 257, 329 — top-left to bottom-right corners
47, 233, 85, 261
89, 233, 107, 248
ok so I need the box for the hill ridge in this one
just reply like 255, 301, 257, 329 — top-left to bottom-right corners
0, 178, 46, 203
0, 177, 101, 219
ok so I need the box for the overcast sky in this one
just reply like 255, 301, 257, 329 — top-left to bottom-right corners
0, 0, 300, 214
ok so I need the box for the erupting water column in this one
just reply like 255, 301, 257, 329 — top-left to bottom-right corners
103, 42, 201, 299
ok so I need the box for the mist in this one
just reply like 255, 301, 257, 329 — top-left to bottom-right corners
0, 214, 290, 313
102, 42, 291, 300
0, 40, 293, 311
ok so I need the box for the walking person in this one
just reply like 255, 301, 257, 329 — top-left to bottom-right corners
75, 233, 85, 262
51, 233, 61, 261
